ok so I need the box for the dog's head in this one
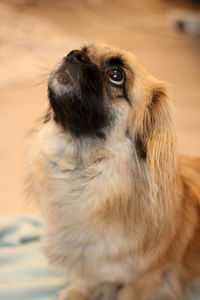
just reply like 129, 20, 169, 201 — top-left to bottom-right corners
48, 44, 146, 139
48, 44, 176, 177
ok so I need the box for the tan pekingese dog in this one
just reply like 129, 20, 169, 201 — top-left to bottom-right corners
28, 44, 200, 300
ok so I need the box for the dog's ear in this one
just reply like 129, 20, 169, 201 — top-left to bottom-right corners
134, 83, 176, 184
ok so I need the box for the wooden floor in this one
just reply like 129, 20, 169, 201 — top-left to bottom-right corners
0, 0, 200, 215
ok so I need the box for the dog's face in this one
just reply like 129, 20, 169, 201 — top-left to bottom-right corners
48, 44, 137, 139
48, 44, 175, 171
48, 45, 152, 138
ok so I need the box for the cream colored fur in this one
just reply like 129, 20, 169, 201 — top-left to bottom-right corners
27, 44, 200, 300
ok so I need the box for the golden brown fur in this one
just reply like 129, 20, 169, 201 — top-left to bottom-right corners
27, 44, 200, 300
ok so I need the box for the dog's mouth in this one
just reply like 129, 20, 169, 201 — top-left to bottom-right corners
49, 49, 96, 94
48, 49, 111, 138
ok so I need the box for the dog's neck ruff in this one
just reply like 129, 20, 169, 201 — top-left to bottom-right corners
34, 121, 176, 233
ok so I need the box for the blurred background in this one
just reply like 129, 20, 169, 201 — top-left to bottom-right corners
0, 0, 200, 215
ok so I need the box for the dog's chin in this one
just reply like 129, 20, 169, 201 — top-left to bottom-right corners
48, 64, 111, 139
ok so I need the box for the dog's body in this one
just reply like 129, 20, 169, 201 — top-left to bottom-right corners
28, 44, 200, 300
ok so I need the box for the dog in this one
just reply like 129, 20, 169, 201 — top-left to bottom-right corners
27, 44, 200, 300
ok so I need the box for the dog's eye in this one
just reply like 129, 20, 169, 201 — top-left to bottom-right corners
106, 67, 125, 86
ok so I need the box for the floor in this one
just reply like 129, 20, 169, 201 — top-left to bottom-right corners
0, 0, 200, 215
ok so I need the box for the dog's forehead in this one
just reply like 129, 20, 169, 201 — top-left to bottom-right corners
86, 44, 120, 56
84, 44, 137, 68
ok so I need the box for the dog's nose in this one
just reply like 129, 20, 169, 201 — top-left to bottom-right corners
65, 50, 90, 64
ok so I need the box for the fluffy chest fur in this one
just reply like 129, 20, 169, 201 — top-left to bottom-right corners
29, 122, 161, 285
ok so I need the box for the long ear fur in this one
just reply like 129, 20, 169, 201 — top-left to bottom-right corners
134, 82, 177, 223
137, 86, 176, 173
